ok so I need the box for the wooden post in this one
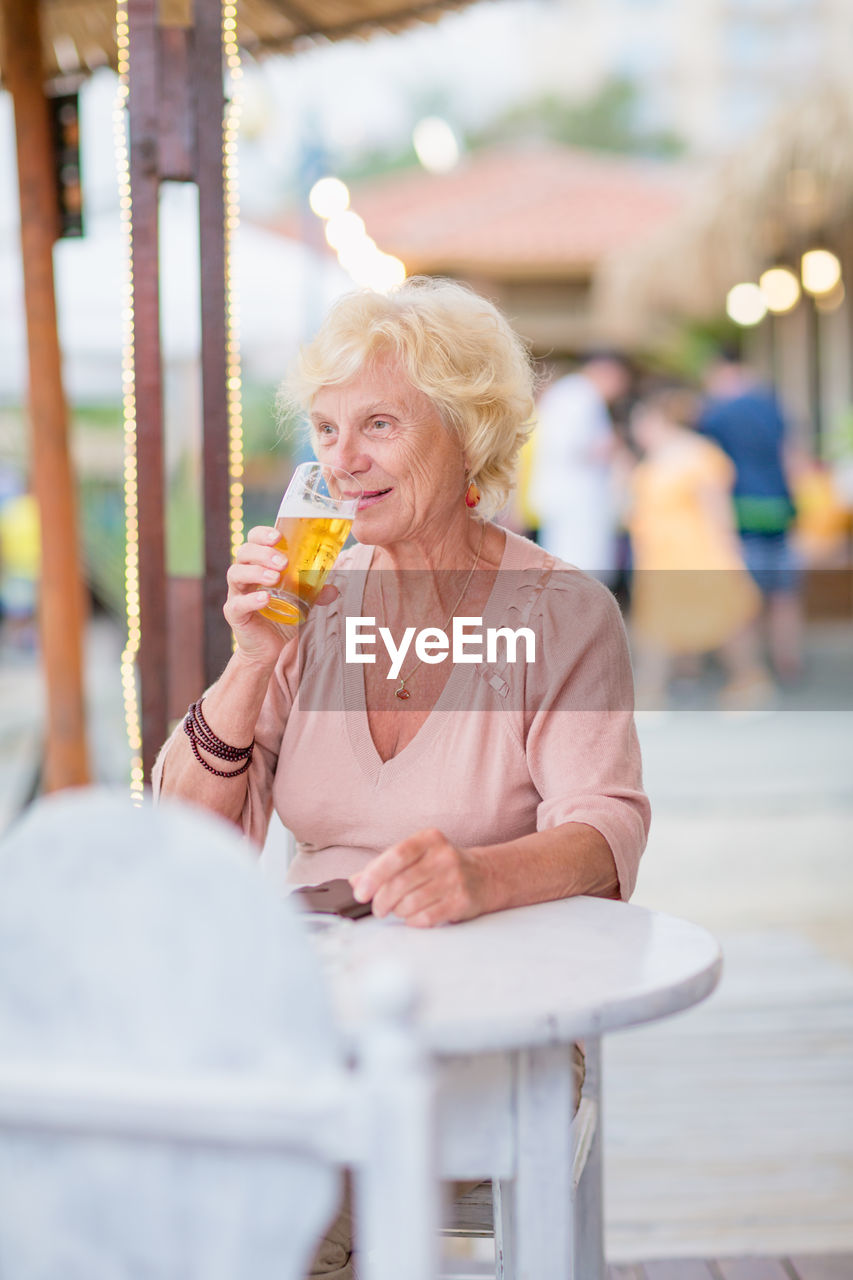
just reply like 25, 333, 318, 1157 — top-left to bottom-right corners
194, 0, 233, 686
128, 0, 170, 780
126, 0, 231, 773
806, 293, 824, 451
0, 0, 90, 790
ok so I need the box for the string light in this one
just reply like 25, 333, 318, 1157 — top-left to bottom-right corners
222, 2, 245, 562
114, 3, 144, 801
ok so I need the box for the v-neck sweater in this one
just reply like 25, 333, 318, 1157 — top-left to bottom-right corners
229, 529, 649, 897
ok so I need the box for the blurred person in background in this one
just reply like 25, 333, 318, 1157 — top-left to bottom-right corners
627, 387, 772, 710
0, 486, 41, 655
506, 429, 541, 543
530, 351, 632, 583
699, 346, 803, 682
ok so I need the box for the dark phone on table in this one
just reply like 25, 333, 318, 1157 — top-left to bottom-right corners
292, 878, 373, 919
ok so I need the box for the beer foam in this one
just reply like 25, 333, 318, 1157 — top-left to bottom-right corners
275, 494, 358, 519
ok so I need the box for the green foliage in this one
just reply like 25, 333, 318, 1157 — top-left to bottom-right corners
649, 318, 741, 382
166, 455, 203, 578
241, 381, 284, 459
78, 478, 125, 617
471, 78, 685, 158
70, 403, 122, 431
825, 406, 853, 462
335, 143, 421, 186
325, 76, 685, 188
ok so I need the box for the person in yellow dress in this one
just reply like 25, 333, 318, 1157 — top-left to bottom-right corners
627, 388, 773, 709
0, 490, 41, 652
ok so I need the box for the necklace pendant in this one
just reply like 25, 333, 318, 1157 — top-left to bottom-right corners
394, 683, 411, 700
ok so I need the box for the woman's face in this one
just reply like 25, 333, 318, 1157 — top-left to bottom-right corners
310, 353, 468, 547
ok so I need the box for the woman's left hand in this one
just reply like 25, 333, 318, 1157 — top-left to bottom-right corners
350, 829, 489, 928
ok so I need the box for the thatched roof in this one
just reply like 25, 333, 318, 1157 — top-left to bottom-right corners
0, 0, 477, 84
595, 81, 853, 331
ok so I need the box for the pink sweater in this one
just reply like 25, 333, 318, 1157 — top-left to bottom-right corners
156, 530, 649, 895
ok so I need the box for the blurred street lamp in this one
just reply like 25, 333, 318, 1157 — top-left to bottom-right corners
412, 116, 460, 174
309, 176, 350, 219
759, 266, 800, 314
801, 248, 842, 296
726, 282, 767, 327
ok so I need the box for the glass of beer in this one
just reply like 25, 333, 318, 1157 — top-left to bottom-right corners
259, 462, 361, 625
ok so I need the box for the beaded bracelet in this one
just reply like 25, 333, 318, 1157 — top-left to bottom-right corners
183, 699, 254, 778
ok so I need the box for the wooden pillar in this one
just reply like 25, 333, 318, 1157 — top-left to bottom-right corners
128, 0, 169, 779
839, 222, 853, 404
805, 294, 823, 451
194, 0, 232, 686
0, 0, 90, 790
126, 0, 231, 776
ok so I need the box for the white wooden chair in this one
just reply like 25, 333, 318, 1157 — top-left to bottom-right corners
0, 789, 438, 1280
442, 1044, 605, 1280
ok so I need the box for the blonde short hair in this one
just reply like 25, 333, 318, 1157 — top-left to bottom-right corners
283, 277, 537, 518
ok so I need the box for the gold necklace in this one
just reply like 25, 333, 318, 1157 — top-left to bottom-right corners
377, 521, 486, 701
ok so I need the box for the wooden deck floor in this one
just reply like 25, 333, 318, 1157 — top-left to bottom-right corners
607, 703, 853, 1264
442, 1250, 853, 1279
610, 1256, 853, 1279
603, 929, 853, 1261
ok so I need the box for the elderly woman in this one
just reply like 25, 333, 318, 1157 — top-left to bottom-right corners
155, 277, 649, 1278
156, 278, 648, 925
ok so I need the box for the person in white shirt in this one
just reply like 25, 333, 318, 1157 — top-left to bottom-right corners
530, 352, 631, 582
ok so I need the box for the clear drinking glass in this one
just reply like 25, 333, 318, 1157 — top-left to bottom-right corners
259, 462, 361, 625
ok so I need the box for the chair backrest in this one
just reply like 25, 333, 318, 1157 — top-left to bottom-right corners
0, 788, 436, 1280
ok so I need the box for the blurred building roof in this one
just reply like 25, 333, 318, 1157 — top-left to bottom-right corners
272, 142, 691, 281
0, 0, 477, 84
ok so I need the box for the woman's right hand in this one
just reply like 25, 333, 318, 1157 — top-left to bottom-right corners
223, 526, 292, 669
224, 526, 340, 670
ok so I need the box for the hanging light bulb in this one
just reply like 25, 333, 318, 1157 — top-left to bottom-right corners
759, 266, 800, 314
308, 176, 351, 220
324, 210, 366, 253
801, 248, 842, 296
726, 282, 767, 327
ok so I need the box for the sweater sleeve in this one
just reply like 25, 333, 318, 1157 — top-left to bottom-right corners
149, 638, 299, 852
524, 572, 650, 899
237, 648, 297, 848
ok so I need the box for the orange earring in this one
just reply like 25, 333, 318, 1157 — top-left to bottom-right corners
465, 479, 481, 509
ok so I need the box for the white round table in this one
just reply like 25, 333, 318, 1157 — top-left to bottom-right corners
318, 895, 722, 1280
